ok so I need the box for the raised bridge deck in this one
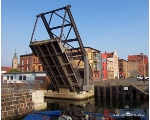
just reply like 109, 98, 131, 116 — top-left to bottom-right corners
30, 38, 82, 92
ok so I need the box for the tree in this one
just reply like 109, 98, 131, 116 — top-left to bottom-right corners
9, 69, 20, 72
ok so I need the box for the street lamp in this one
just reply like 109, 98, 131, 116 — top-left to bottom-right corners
143, 54, 145, 76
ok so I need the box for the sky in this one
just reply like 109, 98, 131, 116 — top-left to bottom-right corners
1, 0, 149, 66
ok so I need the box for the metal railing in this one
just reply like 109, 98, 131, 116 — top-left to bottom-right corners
1, 80, 40, 93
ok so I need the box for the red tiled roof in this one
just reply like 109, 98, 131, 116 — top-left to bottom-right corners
128, 55, 148, 64
128, 55, 140, 60
105, 52, 114, 58
1, 66, 12, 72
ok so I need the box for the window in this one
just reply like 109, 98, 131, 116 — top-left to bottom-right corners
7, 76, 9, 80
22, 67, 24, 72
19, 76, 22, 80
23, 76, 26, 80
38, 66, 40, 71
22, 60, 24, 65
102, 58, 106, 62
38, 59, 41, 64
91, 54, 92, 59
33, 66, 35, 71
33, 58, 35, 64
27, 67, 29, 71
11, 76, 13, 80
27, 60, 28, 64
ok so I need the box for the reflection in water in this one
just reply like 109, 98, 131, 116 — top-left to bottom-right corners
44, 97, 149, 119
45, 97, 149, 113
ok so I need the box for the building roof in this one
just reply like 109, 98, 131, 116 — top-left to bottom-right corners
70, 47, 101, 53
20, 53, 33, 57
1, 66, 12, 72
128, 55, 140, 61
3, 71, 46, 74
105, 52, 114, 58
13, 49, 18, 59
118, 59, 127, 62
128, 54, 148, 64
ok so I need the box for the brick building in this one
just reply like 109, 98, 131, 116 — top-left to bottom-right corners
101, 54, 107, 80
118, 59, 128, 78
107, 59, 114, 79
128, 53, 149, 76
1, 66, 12, 80
20, 53, 44, 72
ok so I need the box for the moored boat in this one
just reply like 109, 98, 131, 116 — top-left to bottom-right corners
23, 107, 147, 120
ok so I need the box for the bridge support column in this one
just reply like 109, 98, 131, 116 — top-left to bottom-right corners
121, 85, 125, 98
136, 90, 140, 99
110, 97, 112, 108
129, 85, 132, 99
96, 87, 100, 96
109, 86, 112, 97
103, 86, 106, 97
84, 53, 89, 85
115, 86, 119, 98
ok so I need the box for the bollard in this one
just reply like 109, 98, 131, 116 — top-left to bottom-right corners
14, 81, 16, 90
97, 87, 100, 96
103, 86, 106, 97
129, 85, 132, 99
109, 86, 112, 97
115, 86, 119, 98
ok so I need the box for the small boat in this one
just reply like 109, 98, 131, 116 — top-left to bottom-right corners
23, 110, 61, 120
23, 107, 147, 120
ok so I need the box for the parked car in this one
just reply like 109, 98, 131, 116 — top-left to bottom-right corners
145, 76, 149, 81
137, 75, 149, 81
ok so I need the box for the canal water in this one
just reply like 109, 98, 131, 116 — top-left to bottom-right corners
45, 97, 149, 119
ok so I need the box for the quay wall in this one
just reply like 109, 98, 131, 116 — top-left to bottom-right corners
94, 85, 149, 99
1, 90, 34, 120
1, 90, 47, 120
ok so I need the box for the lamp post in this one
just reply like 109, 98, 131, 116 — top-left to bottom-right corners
143, 54, 145, 76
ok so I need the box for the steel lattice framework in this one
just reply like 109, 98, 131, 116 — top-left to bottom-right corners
29, 5, 92, 91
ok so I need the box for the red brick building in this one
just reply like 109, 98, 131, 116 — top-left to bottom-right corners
20, 53, 44, 72
128, 53, 149, 76
1, 66, 12, 80
101, 53, 107, 80
118, 59, 128, 78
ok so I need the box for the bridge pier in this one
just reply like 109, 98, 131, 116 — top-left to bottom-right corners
96, 87, 100, 96
109, 86, 112, 97
129, 85, 132, 98
115, 86, 119, 98
103, 86, 106, 97
136, 90, 140, 99
121, 85, 125, 98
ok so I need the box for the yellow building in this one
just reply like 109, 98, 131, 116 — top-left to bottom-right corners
69, 47, 101, 80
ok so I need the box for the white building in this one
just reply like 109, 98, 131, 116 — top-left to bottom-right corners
3, 71, 46, 82
105, 50, 119, 79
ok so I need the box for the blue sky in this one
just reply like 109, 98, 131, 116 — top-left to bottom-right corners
1, 0, 149, 66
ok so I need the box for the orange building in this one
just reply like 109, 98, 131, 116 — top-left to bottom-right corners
70, 47, 101, 80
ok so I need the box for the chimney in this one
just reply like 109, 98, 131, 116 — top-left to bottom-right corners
140, 53, 143, 56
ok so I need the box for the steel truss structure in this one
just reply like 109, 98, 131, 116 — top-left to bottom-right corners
30, 5, 92, 92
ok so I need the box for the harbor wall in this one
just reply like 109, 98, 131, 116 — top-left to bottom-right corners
1, 90, 34, 120
1, 90, 47, 120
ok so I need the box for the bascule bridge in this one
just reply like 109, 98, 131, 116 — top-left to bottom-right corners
29, 5, 93, 94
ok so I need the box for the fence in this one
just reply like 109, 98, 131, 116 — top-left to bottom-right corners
1, 80, 40, 93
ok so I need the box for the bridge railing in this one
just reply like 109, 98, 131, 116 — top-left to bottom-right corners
1, 80, 40, 93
